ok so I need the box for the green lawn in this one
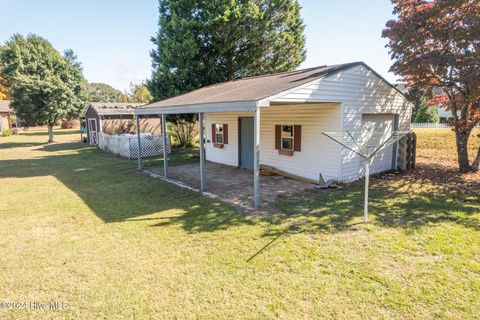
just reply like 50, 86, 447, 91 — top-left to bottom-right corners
0, 128, 479, 319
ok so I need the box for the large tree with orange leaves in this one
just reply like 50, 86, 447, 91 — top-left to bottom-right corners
383, 0, 480, 172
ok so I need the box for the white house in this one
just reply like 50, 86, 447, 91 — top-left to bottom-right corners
135, 62, 412, 207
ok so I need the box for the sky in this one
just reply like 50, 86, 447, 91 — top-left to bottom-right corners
0, 0, 398, 92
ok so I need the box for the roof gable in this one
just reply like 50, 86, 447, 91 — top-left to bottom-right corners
137, 62, 409, 113
139, 62, 363, 111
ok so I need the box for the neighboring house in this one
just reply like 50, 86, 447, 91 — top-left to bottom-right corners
431, 88, 452, 121
82, 102, 161, 144
136, 62, 412, 185
0, 100, 13, 134
437, 105, 452, 121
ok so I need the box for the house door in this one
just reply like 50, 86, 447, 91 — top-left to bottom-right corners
88, 118, 98, 145
239, 117, 254, 169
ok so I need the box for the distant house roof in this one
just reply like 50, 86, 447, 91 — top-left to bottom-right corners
84, 102, 145, 116
0, 100, 13, 113
137, 61, 405, 115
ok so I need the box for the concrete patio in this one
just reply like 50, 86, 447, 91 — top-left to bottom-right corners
145, 162, 317, 211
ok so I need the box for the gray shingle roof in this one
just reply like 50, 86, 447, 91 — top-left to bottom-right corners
88, 102, 145, 115
139, 62, 363, 110
0, 100, 13, 113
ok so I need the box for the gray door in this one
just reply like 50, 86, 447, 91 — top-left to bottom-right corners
239, 117, 254, 169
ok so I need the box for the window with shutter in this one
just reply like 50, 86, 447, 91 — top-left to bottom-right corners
212, 123, 228, 148
275, 124, 301, 155
294, 125, 302, 152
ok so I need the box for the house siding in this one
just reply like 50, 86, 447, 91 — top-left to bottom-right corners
271, 64, 412, 181
0, 112, 11, 133
205, 113, 241, 167
205, 103, 342, 182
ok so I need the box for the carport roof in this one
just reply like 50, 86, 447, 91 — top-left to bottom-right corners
136, 62, 368, 114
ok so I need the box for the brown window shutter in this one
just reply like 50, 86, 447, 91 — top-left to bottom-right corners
275, 125, 281, 150
212, 123, 216, 143
223, 124, 228, 144
294, 125, 302, 152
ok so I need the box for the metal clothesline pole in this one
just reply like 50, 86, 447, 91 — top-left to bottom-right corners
198, 113, 205, 191
161, 114, 168, 178
364, 159, 370, 223
136, 115, 142, 171
321, 130, 409, 223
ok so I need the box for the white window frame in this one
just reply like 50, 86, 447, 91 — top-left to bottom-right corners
281, 124, 294, 151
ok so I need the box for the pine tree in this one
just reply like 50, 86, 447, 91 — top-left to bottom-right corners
149, 0, 306, 101
413, 97, 440, 124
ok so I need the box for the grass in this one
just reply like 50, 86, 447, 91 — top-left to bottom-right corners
414, 128, 480, 163
0, 128, 479, 319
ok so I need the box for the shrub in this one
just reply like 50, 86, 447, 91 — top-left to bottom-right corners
61, 119, 80, 129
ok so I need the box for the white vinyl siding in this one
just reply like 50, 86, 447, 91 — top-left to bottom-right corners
271, 64, 412, 181
204, 64, 412, 182
361, 114, 395, 174
205, 103, 342, 182
205, 113, 240, 166
260, 104, 342, 181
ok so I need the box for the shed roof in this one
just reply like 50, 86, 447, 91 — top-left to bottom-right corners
0, 100, 13, 113
85, 102, 145, 116
139, 62, 362, 113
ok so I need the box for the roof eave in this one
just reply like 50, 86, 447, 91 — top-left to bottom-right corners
135, 100, 259, 115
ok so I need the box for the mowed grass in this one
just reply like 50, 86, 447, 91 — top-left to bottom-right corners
0, 128, 479, 319
414, 128, 480, 163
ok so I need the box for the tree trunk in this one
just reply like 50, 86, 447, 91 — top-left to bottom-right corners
472, 145, 480, 172
226, 54, 235, 81
455, 128, 471, 172
47, 124, 54, 142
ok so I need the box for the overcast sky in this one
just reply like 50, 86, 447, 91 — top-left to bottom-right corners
1, 0, 397, 92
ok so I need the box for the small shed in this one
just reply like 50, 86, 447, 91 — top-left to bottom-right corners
82, 102, 161, 144
0, 100, 13, 134
135, 62, 413, 208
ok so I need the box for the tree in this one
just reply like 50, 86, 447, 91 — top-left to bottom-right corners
0, 73, 11, 100
414, 97, 440, 123
0, 34, 88, 142
88, 82, 129, 103
128, 82, 153, 103
149, 0, 306, 101
404, 86, 425, 120
383, 0, 480, 172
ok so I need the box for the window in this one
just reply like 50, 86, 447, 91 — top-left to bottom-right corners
275, 124, 301, 155
281, 125, 294, 151
215, 123, 224, 144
